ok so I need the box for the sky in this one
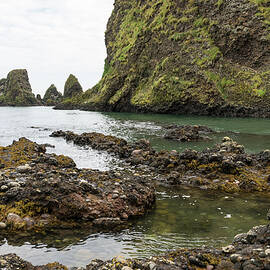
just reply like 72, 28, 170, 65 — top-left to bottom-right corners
0, 0, 114, 96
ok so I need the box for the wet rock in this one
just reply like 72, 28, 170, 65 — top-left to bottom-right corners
164, 125, 214, 142
222, 245, 235, 254
1, 185, 8, 191
50, 132, 270, 193
7, 213, 23, 225
8, 182, 20, 188
1, 222, 270, 269
0, 138, 155, 232
230, 254, 243, 264
0, 222, 6, 229
234, 233, 248, 244
17, 164, 31, 173
23, 217, 35, 228
122, 267, 132, 270
93, 218, 123, 227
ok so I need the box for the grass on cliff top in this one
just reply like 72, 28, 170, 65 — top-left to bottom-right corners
72, 0, 270, 111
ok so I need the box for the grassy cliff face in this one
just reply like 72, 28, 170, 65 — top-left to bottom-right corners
66, 0, 270, 116
63, 74, 83, 99
0, 70, 38, 106
43, 84, 63, 106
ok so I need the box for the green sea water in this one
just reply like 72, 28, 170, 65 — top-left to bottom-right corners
0, 107, 269, 267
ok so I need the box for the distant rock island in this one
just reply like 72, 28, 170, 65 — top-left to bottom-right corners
0, 69, 38, 106
43, 84, 63, 106
0, 70, 84, 107
63, 74, 83, 99
44, 74, 82, 107
55, 0, 270, 117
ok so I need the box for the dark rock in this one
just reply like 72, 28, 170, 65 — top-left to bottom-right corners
43, 84, 63, 106
54, 0, 270, 119
0, 69, 38, 106
164, 125, 214, 142
0, 137, 155, 232
63, 74, 83, 98
51, 131, 270, 193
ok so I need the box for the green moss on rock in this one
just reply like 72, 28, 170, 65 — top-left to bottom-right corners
66, 0, 270, 117
63, 74, 83, 99
0, 69, 38, 106
43, 84, 63, 106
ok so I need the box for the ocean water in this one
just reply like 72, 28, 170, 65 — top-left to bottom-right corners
0, 106, 269, 267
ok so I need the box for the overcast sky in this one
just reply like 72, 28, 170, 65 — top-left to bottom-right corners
0, 0, 114, 96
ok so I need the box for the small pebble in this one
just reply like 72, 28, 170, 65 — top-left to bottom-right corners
222, 245, 235, 253
0, 222, 7, 229
122, 267, 132, 270
0, 185, 8, 191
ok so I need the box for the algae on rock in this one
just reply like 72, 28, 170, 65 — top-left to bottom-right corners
62, 0, 270, 117
43, 84, 63, 106
63, 74, 83, 99
0, 69, 38, 106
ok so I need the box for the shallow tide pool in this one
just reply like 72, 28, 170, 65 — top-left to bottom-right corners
0, 107, 269, 267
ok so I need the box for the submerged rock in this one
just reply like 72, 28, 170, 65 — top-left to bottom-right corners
1, 221, 269, 269
0, 138, 155, 232
164, 125, 215, 142
43, 84, 63, 106
0, 69, 38, 106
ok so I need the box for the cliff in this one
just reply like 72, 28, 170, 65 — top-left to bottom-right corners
0, 69, 38, 106
59, 0, 270, 117
43, 84, 63, 106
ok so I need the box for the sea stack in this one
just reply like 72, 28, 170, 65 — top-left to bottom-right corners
43, 84, 63, 106
63, 74, 83, 99
0, 69, 38, 106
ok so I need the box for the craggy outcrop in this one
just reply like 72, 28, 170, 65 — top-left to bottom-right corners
164, 125, 215, 142
0, 138, 155, 232
1, 221, 270, 269
51, 131, 270, 193
43, 84, 63, 106
58, 0, 270, 117
63, 74, 83, 99
36, 94, 43, 105
0, 70, 38, 106
0, 78, 6, 95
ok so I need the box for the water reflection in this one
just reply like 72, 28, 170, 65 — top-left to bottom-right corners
0, 187, 268, 267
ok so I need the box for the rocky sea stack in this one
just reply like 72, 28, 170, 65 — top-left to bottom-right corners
0, 69, 38, 106
60, 0, 270, 117
43, 84, 63, 106
63, 74, 83, 99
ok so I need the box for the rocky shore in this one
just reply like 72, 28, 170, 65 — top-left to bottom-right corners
0, 138, 155, 232
0, 220, 269, 269
0, 132, 269, 269
50, 130, 270, 193
164, 125, 215, 142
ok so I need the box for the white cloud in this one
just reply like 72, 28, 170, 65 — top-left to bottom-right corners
0, 0, 114, 96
